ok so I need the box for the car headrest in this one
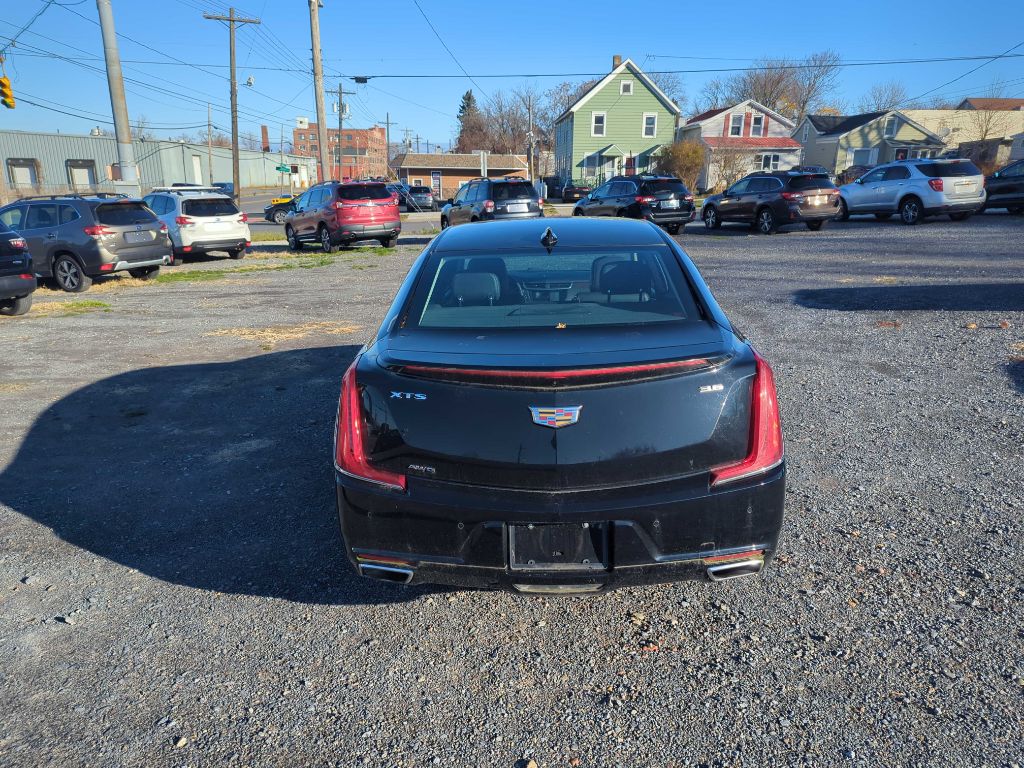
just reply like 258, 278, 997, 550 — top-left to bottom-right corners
465, 257, 508, 278
591, 255, 628, 289
598, 261, 654, 295
452, 271, 500, 305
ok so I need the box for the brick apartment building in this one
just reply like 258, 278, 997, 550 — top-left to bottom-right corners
292, 124, 387, 180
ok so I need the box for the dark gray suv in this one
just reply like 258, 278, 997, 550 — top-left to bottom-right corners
0, 194, 171, 292
440, 177, 543, 228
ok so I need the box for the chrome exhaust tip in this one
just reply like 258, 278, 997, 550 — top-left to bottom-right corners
358, 563, 414, 584
706, 558, 764, 581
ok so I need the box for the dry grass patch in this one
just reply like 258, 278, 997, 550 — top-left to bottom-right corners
0, 382, 29, 394
30, 300, 111, 317
204, 321, 362, 350
871, 276, 900, 284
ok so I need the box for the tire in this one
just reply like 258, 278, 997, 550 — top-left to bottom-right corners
273, 210, 287, 224
703, 207, 721, 229
614, 209, 626, 218
573, 208, 585, 216
0, 294, 32, 316
949, 212, 972, 222
379, 237, 397, 248
666, 223, 681, 235
228, 248, 245, 259
874, 213, 893, 220
835, 198, 850, 221
899, 196, 922, 225
319, 226, 335, 254
470, 217, 479, 223
756, 207, 777, 235
53, 254, 92, 293
170, 251, 186, 266
128, 266, 160, 280
440, 216, 449, 229
431, 202, 438, 212
286, 226, 301, 251
806, 220, 826, 232
1008, 206, 1023, 215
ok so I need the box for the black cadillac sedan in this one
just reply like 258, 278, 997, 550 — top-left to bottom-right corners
334, 218, 784, 593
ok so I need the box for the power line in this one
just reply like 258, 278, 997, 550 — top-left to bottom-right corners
904, 40, 1024, 104
409, 0, 487, 98
0, 0, 57, 56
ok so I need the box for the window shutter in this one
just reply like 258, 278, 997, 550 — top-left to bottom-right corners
763, 115, 770, 135
743, 112, 752, 136
722, 115, 730, 137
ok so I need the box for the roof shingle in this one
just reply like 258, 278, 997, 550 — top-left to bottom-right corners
807, 112, 887, 136
392, 153, 527, 170
703, 136, 802, 149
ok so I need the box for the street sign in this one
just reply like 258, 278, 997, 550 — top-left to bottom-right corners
276, 165, 290, 173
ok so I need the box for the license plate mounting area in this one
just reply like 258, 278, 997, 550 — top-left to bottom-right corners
509, 523, 608, 571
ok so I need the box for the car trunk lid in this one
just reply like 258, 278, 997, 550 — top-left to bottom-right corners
182, 197, 247, 240
334, 183, 400, 226
94, 202, 164, 258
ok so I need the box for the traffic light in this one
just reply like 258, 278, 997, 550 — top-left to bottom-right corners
0, 77, 14, 109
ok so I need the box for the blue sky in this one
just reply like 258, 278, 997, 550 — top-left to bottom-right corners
2, 0, 1023, 149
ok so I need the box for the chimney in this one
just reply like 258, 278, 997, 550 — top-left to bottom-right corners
260, 125, 270, 153
612, 55, 622, 69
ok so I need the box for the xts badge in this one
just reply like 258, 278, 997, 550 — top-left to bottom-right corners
390, 392, 427, 400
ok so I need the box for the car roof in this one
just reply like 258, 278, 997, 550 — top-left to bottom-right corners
432, 217, 667, 253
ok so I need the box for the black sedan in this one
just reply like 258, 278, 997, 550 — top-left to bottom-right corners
560, 182, 592, 202
0, 220, 34, 317
333, 218, 785, 593
984, 159, 1024, 214
263, 195, 295, 224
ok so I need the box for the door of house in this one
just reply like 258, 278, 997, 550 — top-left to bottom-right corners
625, 156, 635, 175
192, 155, 204, 185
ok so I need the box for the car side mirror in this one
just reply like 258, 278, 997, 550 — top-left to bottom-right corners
854, 178, 863, 184
446, 198, 454, 206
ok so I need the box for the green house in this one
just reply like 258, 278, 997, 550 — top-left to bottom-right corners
554, 56, 681, 184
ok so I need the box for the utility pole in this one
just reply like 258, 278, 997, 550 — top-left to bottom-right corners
307, 0, 330, 183
279, 123, 287, 195
414, 134, 422, 153
527, 93, 535, 182
335, 83, 355, 180
379, 112, 397, 179
207, 102, 213, 185
203, 7, 260, 204
95, 0, 139, 195
402, 128, 413, 152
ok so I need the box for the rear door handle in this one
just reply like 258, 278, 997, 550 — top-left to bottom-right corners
46, 233, 56, 239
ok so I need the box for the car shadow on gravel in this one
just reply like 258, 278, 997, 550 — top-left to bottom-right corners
793, 283, 1024, 312
0, 345, 444, 605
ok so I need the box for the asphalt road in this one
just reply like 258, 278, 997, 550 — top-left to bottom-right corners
0, 213, 1022, 766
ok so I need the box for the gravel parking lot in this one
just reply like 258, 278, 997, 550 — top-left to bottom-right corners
1, 213, 1022, 767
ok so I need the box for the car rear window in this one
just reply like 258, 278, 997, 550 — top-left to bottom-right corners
409, 186, 432, 194
183, 198, 239, 217
336, 183, 392, 201
95, 202, 158, 226
492, 182, 537, 201
640, 180, 690, 196
787, 174, 837, 190
406, 247, 702, 330
916, 161, 981, 178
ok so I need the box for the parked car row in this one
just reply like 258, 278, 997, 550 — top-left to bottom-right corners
282, 180, 402, 252
440, 177, 544, 228
572, 174, 696, 235
0, 186, 252, 314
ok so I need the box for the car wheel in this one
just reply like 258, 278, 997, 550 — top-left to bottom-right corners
0, 294, 32, 316
273, 210, 287, 224
319, 226, 335, 254
899, 197, 922, 225
667, 223, 681, 235
128, 266, 160, 280
949, 212, 972, 221
53, 254, 92, 293
1008, 206, 1023, 215
756, 207, 777, 235
379, 237, 398, 248
470, 217, 479, 223
573, 208, 585, 216
431, 202, 438, 212
703, 207, 721, 229
286, 226, 300, 251
874, 212, 893, 220
170, 251, 186, 266
806, 220, 826, 232
440, 216, 449, 229
835, 198, 850, 221
228, 248, 245, 259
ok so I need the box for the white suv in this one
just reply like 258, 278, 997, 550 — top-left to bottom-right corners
836, 159, 987, 224
143, 187, 251, 262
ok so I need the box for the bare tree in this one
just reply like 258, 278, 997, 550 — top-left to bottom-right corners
693, 78, 730, 115
132, 115, 154, 141
483, 90, 530, 154
969, 82, 1012, 140
648, 71, 685, 111
708, 147, 750, 191
858, 81, 912, 112
788, 50, 841, 123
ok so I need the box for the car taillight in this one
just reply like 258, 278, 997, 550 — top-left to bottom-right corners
83, 225, 114, 236
635, 195, 656, 204
9, 237, 26, 249
238, 212, 248, 223
710, 351, 783, 488
483, 199, 495, 213
159, 223, 168, 233
175, 216, 194, 226
928, 178, 944, 192
780, 191, 804, 201
335, 361, 406, 491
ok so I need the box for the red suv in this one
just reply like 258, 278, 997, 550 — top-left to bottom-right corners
284, 181, 401, 252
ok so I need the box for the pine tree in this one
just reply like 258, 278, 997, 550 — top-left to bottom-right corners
457, 90, 479, 121
455, 90, 488, 153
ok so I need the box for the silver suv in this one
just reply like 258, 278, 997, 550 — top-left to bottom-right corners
836, 158, 986, 224
143, 186, 250, 263
0, 194, 171, 292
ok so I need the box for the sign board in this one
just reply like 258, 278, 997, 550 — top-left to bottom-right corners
430, 171, 442, 196
276, 165, 290, 173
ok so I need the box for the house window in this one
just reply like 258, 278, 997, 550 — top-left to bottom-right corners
66, 159, 97, 188
642, 113, 657, 138
757, 154, 781, 171
6, 158, 40, 187
298, 132, 305, 140
751, 115, 764, 137
620, 80, 633, 96
729, 114, 743, 137
591, 112, 606, 137
802, 123, 809, 142
852, 148, 874, 165
884, 116, 898, 138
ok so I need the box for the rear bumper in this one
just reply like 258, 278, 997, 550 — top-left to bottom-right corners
176, 238, 247, 254
0, 273, 37, 300
789, 203, 840, 221
110, 255, 170, 272
644, 207, 697, 225
483, 211, 544, 221
336, 465, 785, 592
923, 199, 986, 215
330, 222, 402, 243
